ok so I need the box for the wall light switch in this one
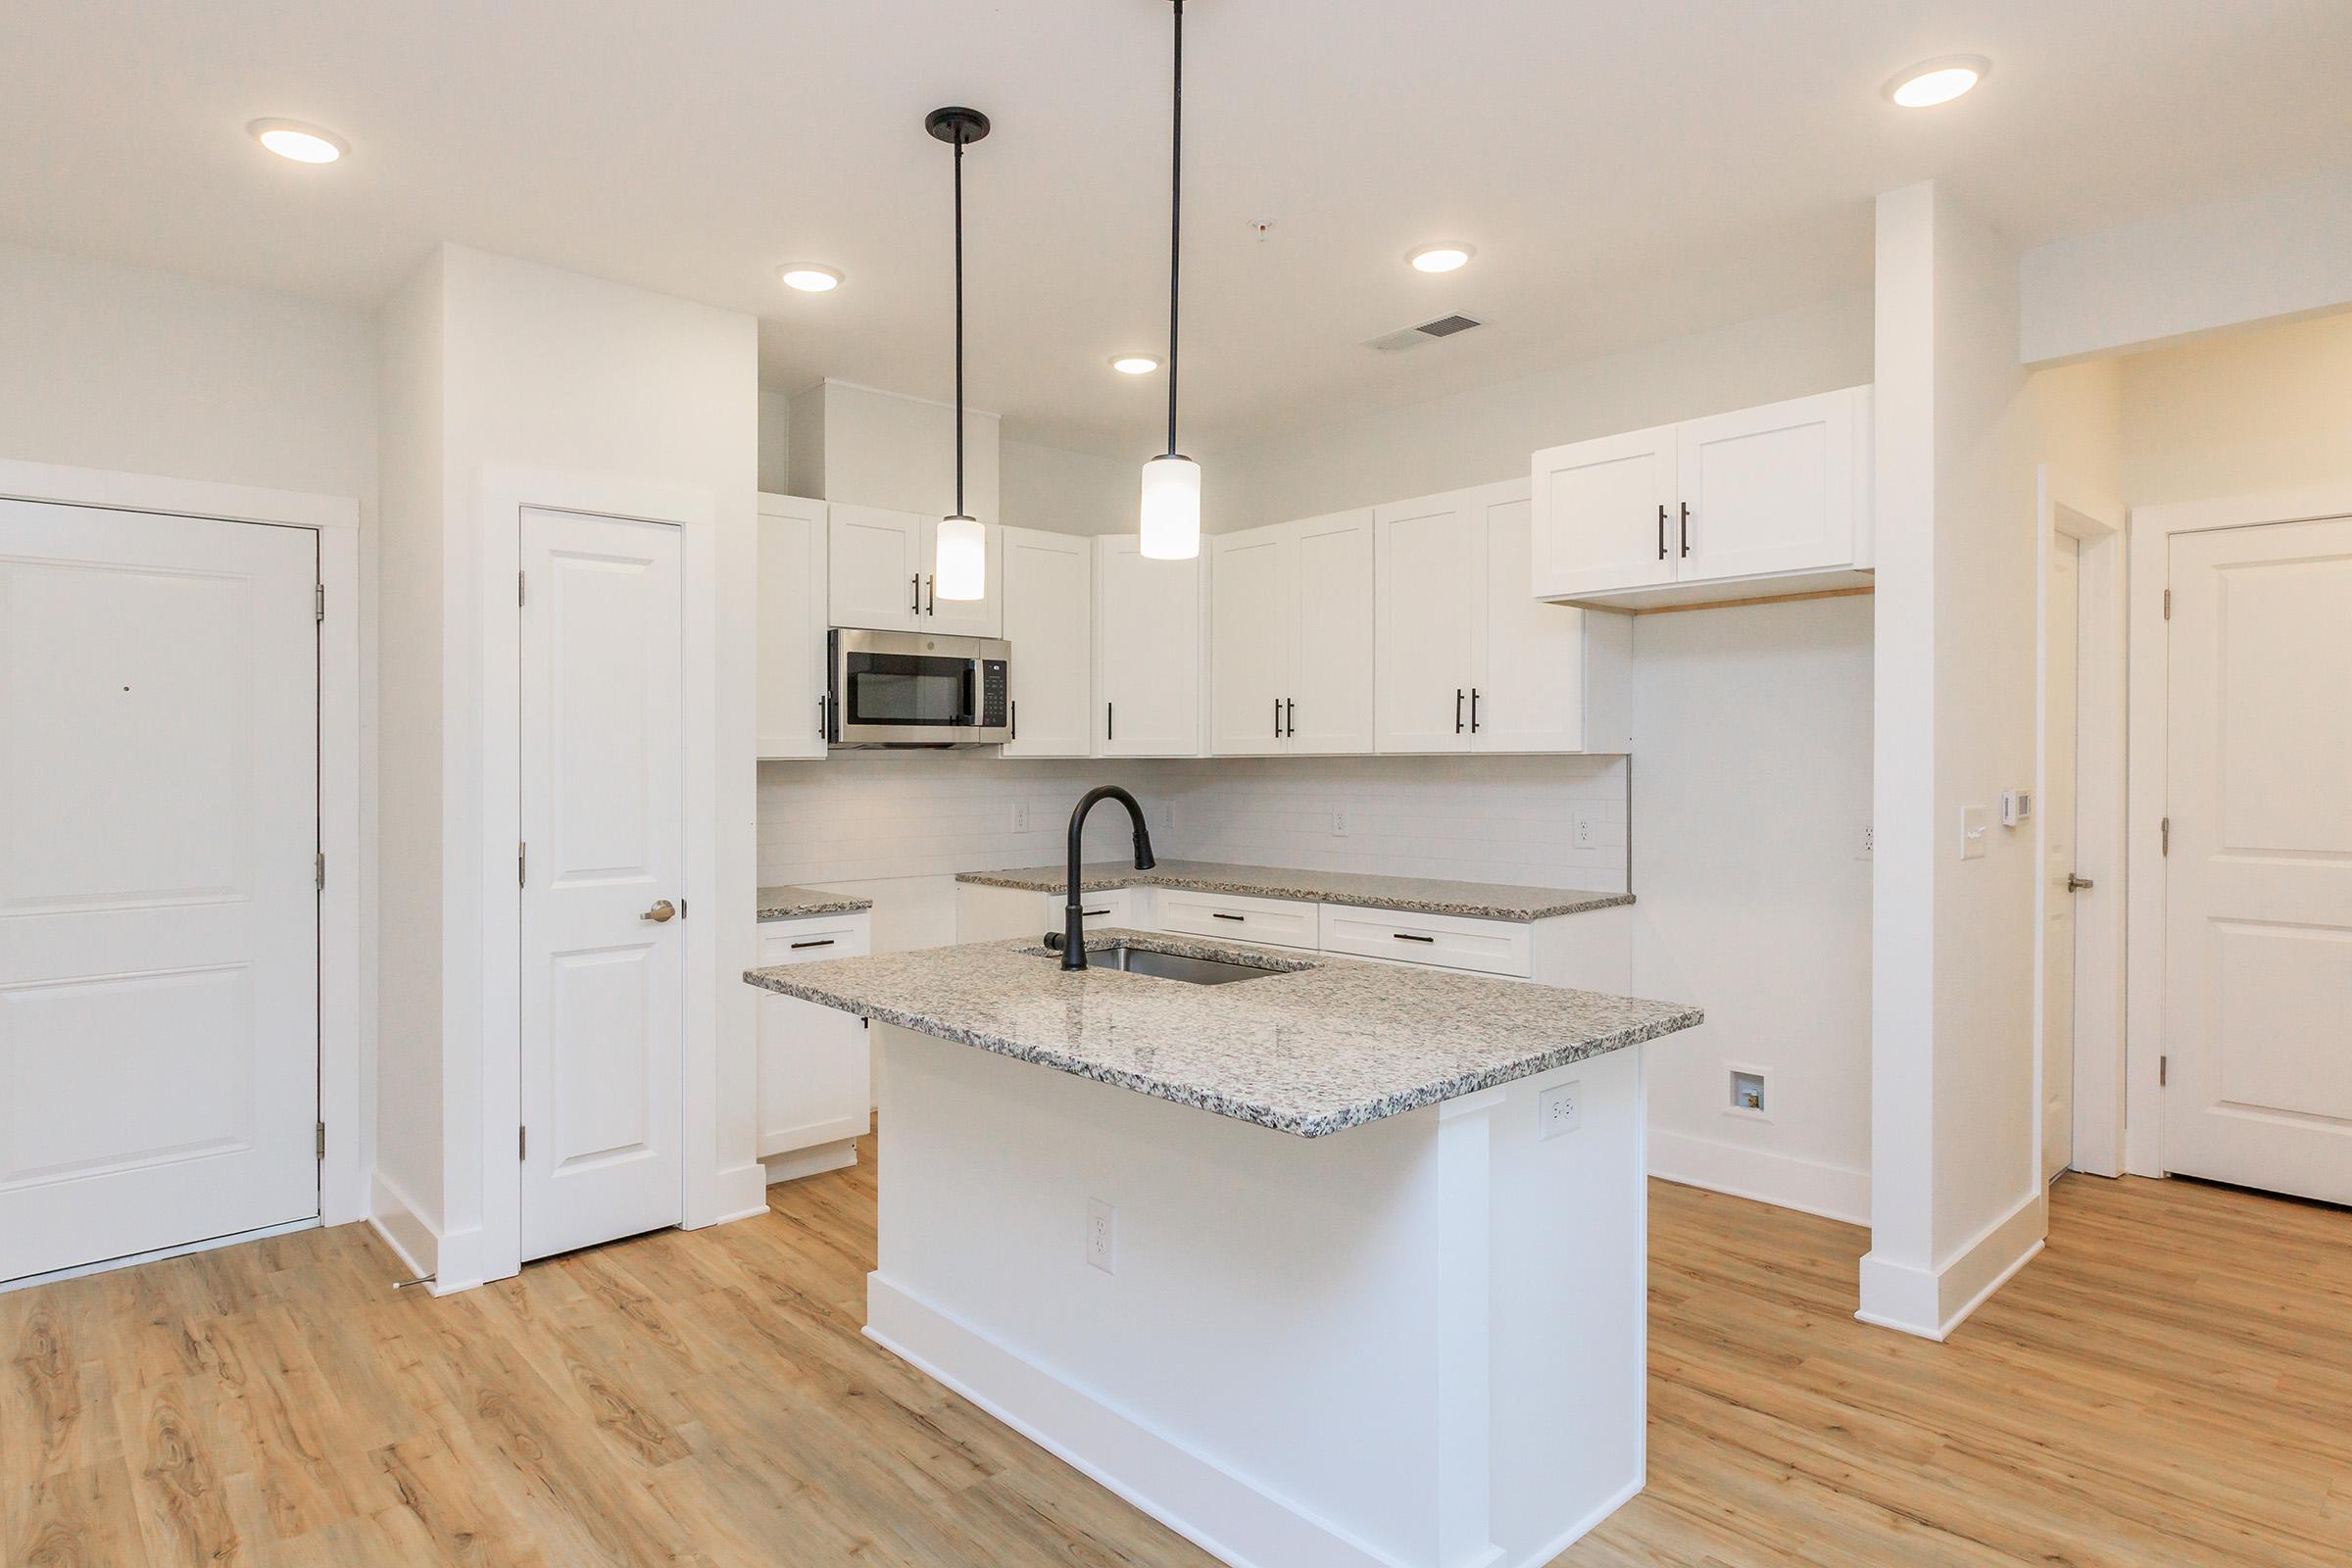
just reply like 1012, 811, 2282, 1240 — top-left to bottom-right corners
1962, 805, 1989, 860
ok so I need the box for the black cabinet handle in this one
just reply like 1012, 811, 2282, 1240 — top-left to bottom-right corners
789, 938, 835, 951
925, 572, 936, 614
1470, 688, 1481, 733
1455, 688, 1465, 734
817, 694, 826, 738
1657, 504, 1667, 561
1211, 911, 1245, 922
1274, 698, 1282, 739
1392, 932, 1437, 944
1286, 697, 1295, 737
1106, 702, 1114, 742
1680, 502, 1690, 558
912, 573, 922, 614
1082, 906, 1111, 917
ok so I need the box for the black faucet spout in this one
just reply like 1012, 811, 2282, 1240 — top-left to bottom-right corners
1062, 785, 1155, 970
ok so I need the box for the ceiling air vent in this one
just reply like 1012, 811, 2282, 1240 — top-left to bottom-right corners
1363, 314, 1484, 353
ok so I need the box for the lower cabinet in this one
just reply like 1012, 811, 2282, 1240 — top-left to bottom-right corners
955, 883, 1144, 943
756, 913, 873, 1164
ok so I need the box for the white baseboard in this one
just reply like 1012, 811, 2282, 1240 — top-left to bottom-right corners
1506, 1474, 1644, 1568
762, 1138, 858, 1185
368, 1169, 440, 1284
1646, 1127, 1870, 1226
1856, 1186, 2046, 1341
866, 1273, 1410, 1568
693, 1159, 774, 1227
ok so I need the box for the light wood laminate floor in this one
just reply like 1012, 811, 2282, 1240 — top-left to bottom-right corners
5, 1146, 2347, 1566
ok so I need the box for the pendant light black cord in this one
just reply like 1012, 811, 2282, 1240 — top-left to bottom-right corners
1165, 0, 1183, 459
954, 130, 966, 518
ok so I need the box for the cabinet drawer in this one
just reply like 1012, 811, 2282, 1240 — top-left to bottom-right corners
1152, 888, 1318, 950
1038, 887, 1144, 931
758, 916, 871, 966
1317, 904, 1532, 977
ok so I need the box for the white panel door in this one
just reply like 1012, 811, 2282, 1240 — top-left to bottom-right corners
2043, 534, 2080, 1182
1095, 536, 1200, 757
1210, 524, 1296, 756
1474, 482, 1589, 754
919, 518, 1004, 638
1675, 387, 1859, 582
1290, 510, 1376, 755
1374, 492, 1479, 753
828, 503, 922, 632
757, 495, 829, 760
1530, 424, 1678, 598
1000, 527, 1093, 758
2164, 514, 2352, 1205
519, 509, 686, 1261
0, 501, 318, 1283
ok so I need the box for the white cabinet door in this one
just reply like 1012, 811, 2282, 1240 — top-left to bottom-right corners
756, 917, 872, 1157
1210, 523, 1296, 756
1000, 527, 1093, 758
757, 495, 829, 760
921, 518, 1004, 638
1096, 536, 1201, 757
1675, 387, 1860, 583
1530, 423, 1678, 598
828, 504, 922, 631
1474, 482, 1591, 754
1290, 510, 1376, 754
1374, 491, 1479, 753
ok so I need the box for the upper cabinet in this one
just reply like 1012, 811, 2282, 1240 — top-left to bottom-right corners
1531, 386, 1872, 610
757, 494, 831, 760
1095, 536, 1202, 757
1208, 510, 1375, 756
827, 502, 1003, 637
1000, 527, 1093, 759
1375, 480, 1631, 756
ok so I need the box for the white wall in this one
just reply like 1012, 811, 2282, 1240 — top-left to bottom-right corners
1632, 598, 1875, 1223
758, 388, 793, 493
1200, 292, 1874, 530
2118, 309, 2352, 506
788, 378, 1001, 519
1000, 436, 1135, 535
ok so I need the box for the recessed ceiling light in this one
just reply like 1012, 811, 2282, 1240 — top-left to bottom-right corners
778, 264, 843, 293
248, 119, 346, 164
1885, 56, 1988, 109
1110, 355, 1160, 375
1407, 243, 1475, 274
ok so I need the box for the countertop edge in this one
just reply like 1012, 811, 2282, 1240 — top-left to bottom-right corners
953, 866, 1634, 923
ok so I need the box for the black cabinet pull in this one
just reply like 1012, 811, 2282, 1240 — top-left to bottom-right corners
1392, 932, 1437, 944
911, 573, 922, 614
1210, 911, 1245, 922
1455, 688, 1465, 733
1274, 698, 1282, 738
1680, 502, 1690, 558
789, 938, 835, 951
1657, 504, 1667, 561
1470, 688, 1481, 733
1082, 906, 1111, 917
1285, 697, 1295, 737
925, 573, 936, 614
816, 694, 826, 738
1106, 702, 1114, 742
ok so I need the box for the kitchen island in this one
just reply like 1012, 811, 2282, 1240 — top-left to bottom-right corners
746, 929, 1700, 1568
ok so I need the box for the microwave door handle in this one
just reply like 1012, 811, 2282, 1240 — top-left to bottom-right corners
963, 662, 978, 727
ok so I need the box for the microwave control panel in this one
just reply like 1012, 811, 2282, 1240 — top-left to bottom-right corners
980, 660, 1009, 728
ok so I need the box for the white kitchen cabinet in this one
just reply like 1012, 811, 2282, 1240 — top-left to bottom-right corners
955, 882, 1146, 942
1094, 535, 1201, 757
1209, 511, 1375, 757
755, 912, 873, 1165
757, 494, 830, 760
827, 502, 1003, 636
1530, 386, 1872, 609
999, 526, 1093, 758
1375, 481, 1628, 755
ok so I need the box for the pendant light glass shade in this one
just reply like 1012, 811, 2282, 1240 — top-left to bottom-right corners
1140, 454, 1200, 561
935, 513, 987, 599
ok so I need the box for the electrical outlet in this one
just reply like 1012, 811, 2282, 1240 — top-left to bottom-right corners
1539, 1081, 1582, 1140
1085, 1198, 1116, 1274
1011, 800, 1031, 833
1571, 806, 1600, 849
1331, 808, 1349, 837
1857, 822, 1874, 860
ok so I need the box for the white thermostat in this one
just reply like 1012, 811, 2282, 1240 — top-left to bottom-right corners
2001, 789, 2033, 827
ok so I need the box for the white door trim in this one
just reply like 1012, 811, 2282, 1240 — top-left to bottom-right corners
474, 466, 746, 1291
0, 457, 367, 1232
2034, 467, 2128, 1180
2126, 482, 2352, 1179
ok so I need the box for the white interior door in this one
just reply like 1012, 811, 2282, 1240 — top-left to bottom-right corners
1373, 492, 1478, 753
1209, 524, 1296, 756
2164, 514, 2352, 1205
1000, 526, 1093, 758
519, 508, 685, 1261
2043, 534, 2080, 1182
1289, 510, 1375, 754
1, 500, 318, 1283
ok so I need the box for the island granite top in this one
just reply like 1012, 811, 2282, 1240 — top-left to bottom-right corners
757, 884, 875, 921
955, 858, 1630, 922
744, 929, 1698, 1138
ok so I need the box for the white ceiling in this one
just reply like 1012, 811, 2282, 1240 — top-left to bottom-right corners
5, 1, 2348, 455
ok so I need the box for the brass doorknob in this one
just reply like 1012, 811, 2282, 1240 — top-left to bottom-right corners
641, 899, 677, 922
2066, 874, 2094, 893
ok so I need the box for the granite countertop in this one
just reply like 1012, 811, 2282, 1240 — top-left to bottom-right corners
955, 858, 1631, 922
757, 883, 875, 921
744, 929, 1698, 1138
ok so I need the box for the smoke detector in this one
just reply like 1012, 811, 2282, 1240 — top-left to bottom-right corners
1363, 314, 1483, 353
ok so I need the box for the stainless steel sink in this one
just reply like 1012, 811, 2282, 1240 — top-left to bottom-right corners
1089, 946, 1275, 985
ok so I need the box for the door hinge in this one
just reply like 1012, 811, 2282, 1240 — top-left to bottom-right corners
517, 569, 526, 607
678, 898, 688, 919
315, 852, 326, 891
316, 1120, 326, 1160
2159, 1054, 2168, 1087
314, 582, 326, 622
519, 1126, 528, 1160
517, 842, 526, 887
2160, 816, 2170, 856
2162, 588, 2171, 619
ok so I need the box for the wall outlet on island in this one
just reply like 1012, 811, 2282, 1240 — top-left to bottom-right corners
1085, 1198, 1116, 1274
1539, 1081, 1582, 1140
1331, 808, 1349, 837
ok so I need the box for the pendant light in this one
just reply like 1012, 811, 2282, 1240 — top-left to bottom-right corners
1140, 0, 1200, 561
928, 105, 991, 600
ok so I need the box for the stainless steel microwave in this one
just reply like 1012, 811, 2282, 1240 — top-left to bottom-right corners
827, 628, 1010, 747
